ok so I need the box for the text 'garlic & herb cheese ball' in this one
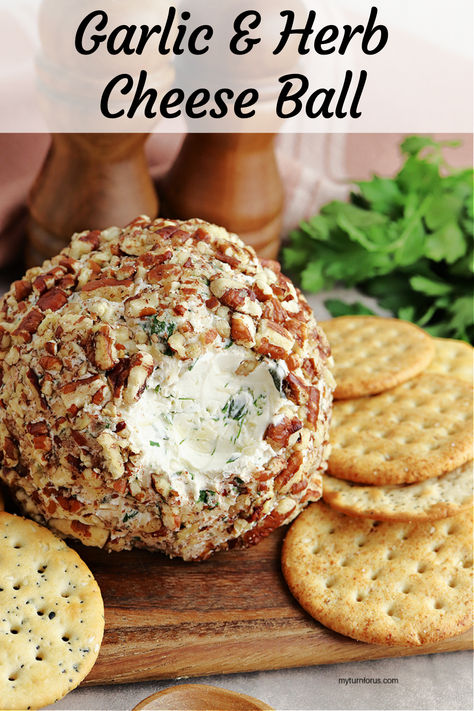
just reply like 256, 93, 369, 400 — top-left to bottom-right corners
0, 217, 334, 560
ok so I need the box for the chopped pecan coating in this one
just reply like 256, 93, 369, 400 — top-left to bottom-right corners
0, 216, 333, 560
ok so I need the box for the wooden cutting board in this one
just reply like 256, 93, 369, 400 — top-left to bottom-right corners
76, 527, 472, 686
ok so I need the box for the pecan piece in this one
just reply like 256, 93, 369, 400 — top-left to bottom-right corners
12, 308, 44, 343
27, 421, 49, 436
33, 435, 52, 452
107, 358, 131, 399
91, 325, 119, 371
82, 277, 134, 292
209, 276, 243, 300
231, 313, 256, 347
12, 279, 32, 302
283, 373, 308, 405
205, 296, 220, 310
37, 287, 68, 312
2, 436, 19, 466
57, 493, 82, 513
274, 450, 304, 490
255, 319, 295, 359
259, 258, 281, 274
202, 328, 218, 345
59, 375, 105, 410
285, 318, 307, 347
271, 273, 296, 301
32, 267, 65, 295
26, 368, 48, 409
193, 227, 211, 242
122, 351, 154, 405
97, 431, 125, 479
147, 264, 181, 283
302, 357, 319, 380
307, 386, 320, 427
253, 277, 273, 302
215, 250, 239, 268
57, 255, 81, 274
139, 250, 173, 268
261, 297, 286, 324
79, 229, 101, 250
264, 416, 303, 450
0, 326, 11, 351
290, 477, 308, 495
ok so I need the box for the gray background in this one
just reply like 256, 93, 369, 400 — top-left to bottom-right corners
45, 651, 473, 711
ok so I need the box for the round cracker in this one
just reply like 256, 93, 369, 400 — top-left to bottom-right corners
322, 461, 473, 521
282, 502, 473, 646
329, 374, 473, 485
0, 513, 104, 709
320, 316, 435, 399
426, 338, 473, 385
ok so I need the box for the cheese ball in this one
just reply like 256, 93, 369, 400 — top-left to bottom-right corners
0, 217, 334, 560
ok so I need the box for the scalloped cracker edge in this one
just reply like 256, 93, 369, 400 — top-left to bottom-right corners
320, 317, 435, 400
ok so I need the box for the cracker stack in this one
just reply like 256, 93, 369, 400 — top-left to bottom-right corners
283, 317, 473, 647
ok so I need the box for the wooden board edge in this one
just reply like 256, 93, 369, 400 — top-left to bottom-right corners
83, 627, 473, 686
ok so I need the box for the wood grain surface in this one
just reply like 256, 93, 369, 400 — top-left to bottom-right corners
73, 527, 472, 687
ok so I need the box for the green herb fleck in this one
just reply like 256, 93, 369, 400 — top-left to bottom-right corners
145, 317, 176, 354
268, 362, 285, 395
253, 393, 266, 416
146, 317, 176, 339
149, 440, 161, 447
223, 391, 251, 421
123, 510, 139, 523
198, 489, 217, 507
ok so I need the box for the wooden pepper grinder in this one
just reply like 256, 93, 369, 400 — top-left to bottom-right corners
27, 133, 158, 266
159, 133, 284, 259
27, 0, 174, 266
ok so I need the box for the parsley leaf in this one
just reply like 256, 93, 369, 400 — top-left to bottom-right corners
123, 510, 139, 523
324, 300, 375, 317
283, 137, 473, 342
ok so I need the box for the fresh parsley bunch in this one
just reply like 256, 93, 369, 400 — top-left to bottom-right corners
283, 136, 473, 342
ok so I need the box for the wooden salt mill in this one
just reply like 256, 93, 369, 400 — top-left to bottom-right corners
27, 0, 172, 265
157, 0, 287, 259
159, 133, 284, 259
27, 133, 158, 265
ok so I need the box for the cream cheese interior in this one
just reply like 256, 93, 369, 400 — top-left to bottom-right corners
124, 345, 287, 498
